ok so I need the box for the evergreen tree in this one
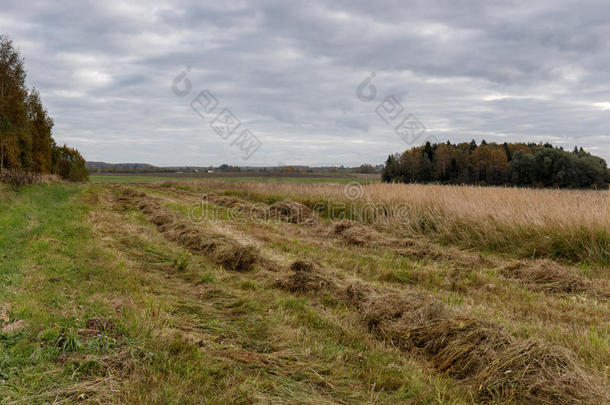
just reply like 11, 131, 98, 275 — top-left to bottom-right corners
469, 139, 477, 152
502, 142, 512, 162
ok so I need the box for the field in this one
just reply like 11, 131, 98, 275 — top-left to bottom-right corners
0, 180, 608, 404
89, 173, 379, 184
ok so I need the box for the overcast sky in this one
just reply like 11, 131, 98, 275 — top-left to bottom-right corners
3, 0, 610, 166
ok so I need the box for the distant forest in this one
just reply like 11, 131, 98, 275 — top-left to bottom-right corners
0, 34, 87, 181
382, 140, 609, 188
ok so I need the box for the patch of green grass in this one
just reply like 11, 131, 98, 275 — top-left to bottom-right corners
0, 184, 125, 401
90, 175, 197, 183
90, 174, 379, 184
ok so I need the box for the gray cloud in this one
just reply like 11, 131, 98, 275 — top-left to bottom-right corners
3, 0, 610, 165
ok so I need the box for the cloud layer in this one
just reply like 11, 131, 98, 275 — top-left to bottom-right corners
3, 0, 610, 165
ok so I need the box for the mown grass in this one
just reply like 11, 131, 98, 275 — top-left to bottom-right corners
137, 185, 609, 402
98, 186, 474, 403
1, 182, 608, 403
147, 185, 609, 376
261, 233, 610, 372
0, 184, 471, 403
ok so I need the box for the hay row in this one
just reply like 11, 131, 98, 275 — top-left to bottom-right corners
156, 186, 319, 224
202, 192, 268, 218
334, 220, 605, 298
274, 260, 335, 294
116, 187, 259, 272
333, 220, 490, 268
276, 261, 607, 404
500, 260, 610, 297
345, 282, 607, 404
202, 192, 318, 224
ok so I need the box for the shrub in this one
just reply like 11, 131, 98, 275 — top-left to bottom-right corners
0, 169, 40, 188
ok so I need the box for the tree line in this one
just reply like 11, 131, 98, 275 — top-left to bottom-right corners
0, 34, 88, 182
382, 140, 609, 188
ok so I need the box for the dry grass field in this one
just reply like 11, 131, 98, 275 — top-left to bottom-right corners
0, 180, 608, 404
